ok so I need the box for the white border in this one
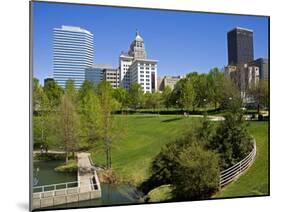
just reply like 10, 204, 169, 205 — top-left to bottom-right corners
0, 0, 280, 212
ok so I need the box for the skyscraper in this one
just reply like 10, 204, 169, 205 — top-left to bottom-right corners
227, 27, 254, 66
119, 31, 158, 93
53, 25, 93, 88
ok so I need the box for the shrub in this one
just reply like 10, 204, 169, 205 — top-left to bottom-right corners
209, 112, 253, 169
172, 143, 219, 200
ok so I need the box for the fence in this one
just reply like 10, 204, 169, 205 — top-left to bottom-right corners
219, 139, 256, 188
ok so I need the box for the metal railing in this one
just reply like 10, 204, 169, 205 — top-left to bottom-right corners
219, 139, 256, 188
33, 171, 101, 199
33, 181, 78, 193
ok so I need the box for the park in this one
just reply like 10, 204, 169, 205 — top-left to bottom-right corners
32, 69, 269, 209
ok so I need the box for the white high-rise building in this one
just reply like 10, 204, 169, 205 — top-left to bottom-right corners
119, 31, 158, 93
53, 25, 94, 88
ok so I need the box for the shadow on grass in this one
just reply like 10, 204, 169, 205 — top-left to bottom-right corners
162, 117, 183, 123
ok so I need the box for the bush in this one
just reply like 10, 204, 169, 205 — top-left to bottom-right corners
139, 131, 197, 193
209, 112, 253, 169
172, 143, 219, 200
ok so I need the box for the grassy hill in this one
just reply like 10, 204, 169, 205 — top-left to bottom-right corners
91, 115, 269, 198
214, 121, 269, 198
91, 115, 200, 185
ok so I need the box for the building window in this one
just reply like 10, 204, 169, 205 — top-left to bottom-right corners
146, 71, 150, 74
146, 75, 150, 78
140, 75, 144, 77
140, 71, 144, 73
146, 67, 149, 70
146, 87, 150, 90
140, 79, 144, 81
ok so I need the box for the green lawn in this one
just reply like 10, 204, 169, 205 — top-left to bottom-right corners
214, 121, 269, 198
91, 115, 269, 198
91, 115, 200, 185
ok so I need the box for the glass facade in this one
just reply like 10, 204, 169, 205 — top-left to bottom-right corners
53, 25, 93, 88
227, 27, 254, 66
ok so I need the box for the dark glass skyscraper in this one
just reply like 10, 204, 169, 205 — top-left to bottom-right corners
227, 27, 254, 65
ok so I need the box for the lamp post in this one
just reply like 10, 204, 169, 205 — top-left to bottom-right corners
203, 98, 207, 115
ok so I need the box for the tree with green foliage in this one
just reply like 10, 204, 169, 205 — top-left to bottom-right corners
219, 78, 242, 112
172, 143, 219, 200
209, 111, 253, 169
161, 86, 172, 109
43, 79, 63, 109
196, 114, 214, 146
78, 80, 95, 102
249, 80, 269, 114
207, 68, 225, 109
97, 81, 120, 168
56, 93, 80, 163
128, 83, 143, 110
65, 80, 78, 103
79, 88, 102, 150
171, 77, 195, 111
144, 92, 162, 111
141, 130, 197, 193
113, 87, 128, 113
33, 78, 53, 148
193, 73, 209, 108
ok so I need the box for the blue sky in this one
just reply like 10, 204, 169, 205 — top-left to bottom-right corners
32, 2, 269, 84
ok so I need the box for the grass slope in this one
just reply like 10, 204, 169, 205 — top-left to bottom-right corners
214, 121, 269, 198
91, 115, 200, 185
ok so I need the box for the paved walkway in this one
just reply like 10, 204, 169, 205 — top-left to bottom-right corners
77, 152, 94, 193
33, 150, 66, 154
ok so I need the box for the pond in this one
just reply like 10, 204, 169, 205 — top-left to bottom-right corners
33, 160, 77, 186
33, 160, 143, 209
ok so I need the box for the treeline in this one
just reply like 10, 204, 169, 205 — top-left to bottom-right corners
115, 68, 242, 112
33, 79, 124, 168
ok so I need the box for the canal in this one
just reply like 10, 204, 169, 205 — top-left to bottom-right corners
33, 160, 143, 209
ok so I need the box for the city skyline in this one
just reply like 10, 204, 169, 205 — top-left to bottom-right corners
33, 2, 269, 84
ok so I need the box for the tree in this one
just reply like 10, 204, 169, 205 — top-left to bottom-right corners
78, 80, 95, 102
79, 90, 102, 149
193, 74, 209, 108
65, 80, 77, 104
196, 114, 214, 146
162, 86, 172, 109
56, 93, 80, 163
97, 81, 120, 168
113, 87, 128, 113
207, 68, 225, 109
33, 78, 42, 112
43, 79, 63, 109
171, 77, 195, 111
209, 111, 253, 169
141, 128, 219, 200
140, 130, 197, 193
219, 77, 242, 112
33, 78, 52, 148
249, 80, 269, 114
144, 92, 162, 111
172, 143, 219, 200
128, 83, 143, 110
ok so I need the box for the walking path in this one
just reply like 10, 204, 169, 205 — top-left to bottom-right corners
77, 152, 95, 192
